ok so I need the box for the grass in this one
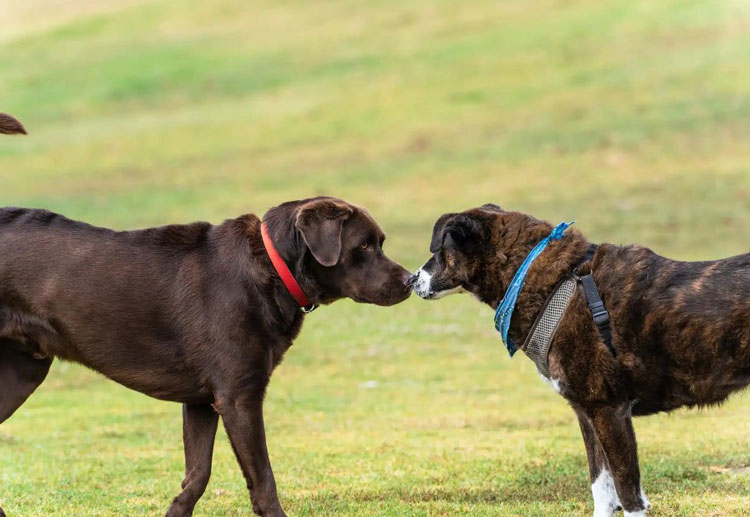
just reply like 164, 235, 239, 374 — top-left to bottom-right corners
1, 0, 750, 515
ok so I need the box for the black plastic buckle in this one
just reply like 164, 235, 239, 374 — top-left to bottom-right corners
590, 302, 609, 327
592, 307, 610, 328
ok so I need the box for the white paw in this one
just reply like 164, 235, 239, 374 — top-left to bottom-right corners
592, 469, 620, 517
640, 486, 650, 509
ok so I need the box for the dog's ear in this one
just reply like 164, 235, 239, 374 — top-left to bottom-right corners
430, 213, 455, 253
479, 203, 502, 213
295, 199, 354, 267
430, 213, 484, 254
0, 113, 26, 135
442, 214, 484, 254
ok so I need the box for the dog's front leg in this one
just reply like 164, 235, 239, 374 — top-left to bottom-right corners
576, 409, 621, 516
166, 404, 219, 517
218, 389, 286, 517
587, 406, 650, 517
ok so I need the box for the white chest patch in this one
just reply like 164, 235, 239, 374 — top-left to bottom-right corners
538, 373, 562, 394
592, 468, 621, 517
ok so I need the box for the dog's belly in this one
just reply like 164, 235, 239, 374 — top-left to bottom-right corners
628, 367, 750, 416
69, 343, 214, 404
0, 315, 213, 404
92, 361, 212, 404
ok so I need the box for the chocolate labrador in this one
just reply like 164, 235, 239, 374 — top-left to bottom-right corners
411, 203, 750, 516
0, 197, 410, 517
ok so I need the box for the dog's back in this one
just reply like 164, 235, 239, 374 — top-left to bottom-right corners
0, 113, 26, 135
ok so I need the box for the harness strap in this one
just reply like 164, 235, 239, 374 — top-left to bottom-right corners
577, 245, 616, 357
494, 221, 575, 356
521, 277, 577, 378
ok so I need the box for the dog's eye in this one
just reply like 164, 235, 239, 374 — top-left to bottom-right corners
360, 242, 371, 251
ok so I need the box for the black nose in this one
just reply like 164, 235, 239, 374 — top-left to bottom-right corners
407, 273, 418, 288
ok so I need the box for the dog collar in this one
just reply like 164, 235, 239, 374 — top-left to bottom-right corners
261, 222, 317, 313
494, 221, 574, 356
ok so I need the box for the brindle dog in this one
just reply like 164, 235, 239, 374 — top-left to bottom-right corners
411, 203, 750, 517
0, 197, 411, 517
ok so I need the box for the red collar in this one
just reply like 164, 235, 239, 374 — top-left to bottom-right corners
261, 222, 316, 312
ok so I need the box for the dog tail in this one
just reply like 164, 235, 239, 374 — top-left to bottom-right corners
0, 113, 27, 135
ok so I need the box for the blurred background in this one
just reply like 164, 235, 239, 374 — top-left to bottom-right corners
1, 0, 749, 515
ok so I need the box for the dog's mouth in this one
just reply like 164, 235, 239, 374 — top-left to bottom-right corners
414, 288, 435, 300
388, 287, 413, 305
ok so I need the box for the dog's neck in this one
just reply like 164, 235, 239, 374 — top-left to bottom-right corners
223, 215, 307, 332
478, 226, 591, 347
259, 210, 335, 309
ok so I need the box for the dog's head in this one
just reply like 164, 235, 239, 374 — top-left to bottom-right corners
0, 113, 26, 135
410, 203, 559, 306
263, 197, 411, 306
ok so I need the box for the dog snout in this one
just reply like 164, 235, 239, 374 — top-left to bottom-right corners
406, 272, 419, 288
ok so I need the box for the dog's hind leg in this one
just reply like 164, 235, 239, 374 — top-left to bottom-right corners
577, 409, 621, 517
165, 404, 219, 517
0, 345, 52, 424
587, 406, 650, 517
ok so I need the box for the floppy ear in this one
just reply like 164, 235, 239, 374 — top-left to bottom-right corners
430, 213, 455, 253
295, 200, 354, 267
443, 214, 484, 253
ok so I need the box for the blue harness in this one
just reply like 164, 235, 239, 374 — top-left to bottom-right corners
494, 221, 574, 356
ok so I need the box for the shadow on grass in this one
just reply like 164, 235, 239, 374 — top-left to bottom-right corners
297, 455, 590, 506
291, 451, 750, 509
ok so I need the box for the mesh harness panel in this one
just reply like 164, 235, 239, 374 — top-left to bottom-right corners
520, 276, 577, 379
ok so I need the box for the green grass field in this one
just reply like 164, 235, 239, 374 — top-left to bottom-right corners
2, 0, 750, 515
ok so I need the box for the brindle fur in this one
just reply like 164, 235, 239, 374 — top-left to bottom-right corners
0, 197, 410, 517
414, 203, 750, 515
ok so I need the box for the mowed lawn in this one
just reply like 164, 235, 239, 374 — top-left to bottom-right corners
1, 0, 750, 515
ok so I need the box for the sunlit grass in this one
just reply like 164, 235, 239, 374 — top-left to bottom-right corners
1, 0, 750, 515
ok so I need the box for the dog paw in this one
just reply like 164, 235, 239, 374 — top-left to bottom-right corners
253, 505, 287, 517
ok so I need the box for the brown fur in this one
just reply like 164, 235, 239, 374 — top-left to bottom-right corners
0, 114, 26, 135
0, 197, 410, 517
415, 204, 750, 514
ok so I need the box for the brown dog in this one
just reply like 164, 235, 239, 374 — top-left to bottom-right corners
0, 113, 26, 135
0, 197, 410, 517
411, 203, 750, 516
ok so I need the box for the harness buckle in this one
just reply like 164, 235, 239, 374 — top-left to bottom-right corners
592, 308, 610, 328
589, 301, 610, 326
